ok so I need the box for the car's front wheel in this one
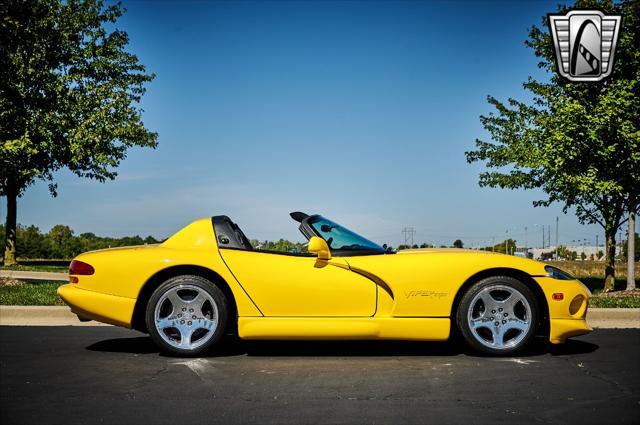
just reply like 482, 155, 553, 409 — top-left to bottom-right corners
145, 275, 228, 356
457, 276, 539, 355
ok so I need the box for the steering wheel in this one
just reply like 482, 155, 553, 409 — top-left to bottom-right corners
326, 237, 334, 248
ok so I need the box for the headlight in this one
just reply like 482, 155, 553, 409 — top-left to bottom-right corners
545, 265, 574, 280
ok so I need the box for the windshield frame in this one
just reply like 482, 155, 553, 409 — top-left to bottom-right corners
303, 215, 386, 256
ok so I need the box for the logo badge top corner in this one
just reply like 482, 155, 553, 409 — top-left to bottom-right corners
548, 10, 621, 82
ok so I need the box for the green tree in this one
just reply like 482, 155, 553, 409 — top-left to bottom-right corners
47, 224, 79, 258
0, 0, 157, 265
453, 239, 464, 248
557, 245, 570, 260
17, 224, 47, 258
466, 0, 639, 291
494, 239, 516, 255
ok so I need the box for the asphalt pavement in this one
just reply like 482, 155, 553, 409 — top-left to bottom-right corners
1, 327, 639, 424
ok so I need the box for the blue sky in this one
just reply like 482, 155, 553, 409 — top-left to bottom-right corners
6, 0, 623, 248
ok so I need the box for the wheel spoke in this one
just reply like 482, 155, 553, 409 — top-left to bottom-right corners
503, 317, 529, 332
156, 317, 176, 330
470, 317, 490, 330
196, 318, 217, 331
479, 291, 497, 312
187, 292, 207, 315
166, 290, 184, 309
178, 326, 195, 348
500, 293, 520, 314
491, 325, 505, 347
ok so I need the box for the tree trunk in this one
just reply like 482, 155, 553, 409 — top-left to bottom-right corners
628, 210, 636, 291
603, 228, 616, 292
3, 182, 17, 266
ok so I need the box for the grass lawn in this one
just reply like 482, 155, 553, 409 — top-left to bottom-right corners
0, 280, 65, 306
589, 296, 640, 308
547, 260, 639, 281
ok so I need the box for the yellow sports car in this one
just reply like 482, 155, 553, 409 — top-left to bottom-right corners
58, 212, 592, 356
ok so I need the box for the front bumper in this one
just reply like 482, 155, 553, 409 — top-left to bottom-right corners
549, 318, 592, 344
534, 276, 593, 344
57, 284, 136, 328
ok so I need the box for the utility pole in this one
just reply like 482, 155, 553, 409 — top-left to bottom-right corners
555, 217, 559, 260
402, 227, 416, 247
628, 210, 636, 290
505, 229, 509, 254
542, 225, 545, 249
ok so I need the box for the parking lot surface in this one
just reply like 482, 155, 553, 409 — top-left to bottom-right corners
1, 327, 639, 424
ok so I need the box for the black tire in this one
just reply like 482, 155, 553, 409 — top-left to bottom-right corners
456, 276, 539, 355
145, 275, 228, 357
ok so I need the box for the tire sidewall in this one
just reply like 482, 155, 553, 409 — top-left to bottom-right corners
145, 275, 228, 357
457, 276, 539, 355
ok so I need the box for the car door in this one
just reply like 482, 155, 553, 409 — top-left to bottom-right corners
219, 249, 377, 317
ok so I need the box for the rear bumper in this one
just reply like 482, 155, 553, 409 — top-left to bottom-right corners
57, 284, 135, 328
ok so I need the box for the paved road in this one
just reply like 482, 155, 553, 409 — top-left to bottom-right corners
1, 327, 638, 424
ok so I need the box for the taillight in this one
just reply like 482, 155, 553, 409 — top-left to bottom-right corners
69, 260, 94, 276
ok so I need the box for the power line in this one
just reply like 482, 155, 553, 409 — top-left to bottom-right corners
401, 227, 416, 246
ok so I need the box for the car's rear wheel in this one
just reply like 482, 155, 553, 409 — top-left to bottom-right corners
457, 276, 539, 355
145, 275, 228, 356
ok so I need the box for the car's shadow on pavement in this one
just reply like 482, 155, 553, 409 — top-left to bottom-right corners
86, 334, 599, 358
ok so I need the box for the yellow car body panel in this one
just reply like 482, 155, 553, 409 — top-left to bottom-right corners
220, 250, 377, 316
58, 217, 592, 345
238, 317, 450, 340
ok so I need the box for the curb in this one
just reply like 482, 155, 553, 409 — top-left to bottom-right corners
1, 306, 638, 328
582, 308, 640, 329
0, 306, 109, 326
0, 270, 68, 282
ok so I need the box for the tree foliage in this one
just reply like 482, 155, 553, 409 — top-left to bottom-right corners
0, 223, 160, 260
466, 0, 639, 290
251, 239, 308, 253
0, 0, 157, 264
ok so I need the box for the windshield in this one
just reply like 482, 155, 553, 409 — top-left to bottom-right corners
308, 216, 384, 253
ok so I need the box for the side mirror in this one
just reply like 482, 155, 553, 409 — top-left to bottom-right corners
308, 236, 331, 260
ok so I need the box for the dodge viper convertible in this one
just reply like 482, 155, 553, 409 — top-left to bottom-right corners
58, 212, 592, 356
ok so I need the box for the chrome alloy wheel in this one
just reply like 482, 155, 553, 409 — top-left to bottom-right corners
153, 284, 219, 351
466, 284, 532, 350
